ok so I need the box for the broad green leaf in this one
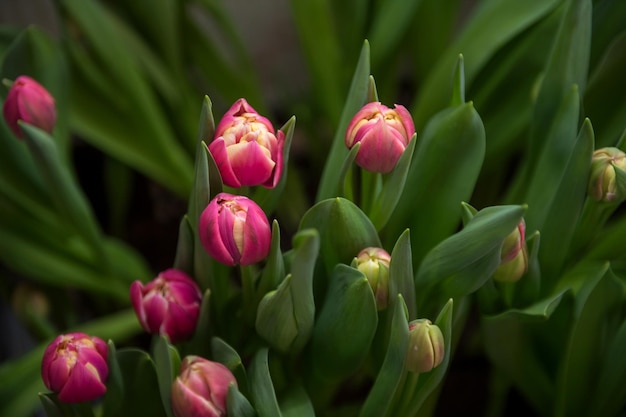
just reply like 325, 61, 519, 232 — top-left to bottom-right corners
211, 337, 249, 397
388, 102, 485, 266
317, 41, 371, 201
310, 265, 378, 381
359, 296, 409, 417
249, 348, 282, 417
388, 230, 417, 320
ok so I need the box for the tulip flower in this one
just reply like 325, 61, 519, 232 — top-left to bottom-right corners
3, 75, 56, 138
199, 192, 271, 266
355, 247, 391, 310
41, 332, 108, 403
209, 98, 284, 188
171, 356, 237, 417
588, 147, 626, 203
345, 102, 415, 173
493, 220, 528, 283
130, 269, 202, 343
406, 319, 445, 373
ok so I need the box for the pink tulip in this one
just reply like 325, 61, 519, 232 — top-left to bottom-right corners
171, 356, 237, 417
345, 102, 415, 173
199, 193, 271, 266
209, 98, 284, 188
130, 269, 202, 343
41, 332, 108, 403
3, 75, 56, 138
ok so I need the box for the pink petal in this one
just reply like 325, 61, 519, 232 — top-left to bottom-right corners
227, 140, 275, 186
208, 138, 241, 188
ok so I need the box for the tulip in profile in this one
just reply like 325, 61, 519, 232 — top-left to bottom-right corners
406, 319, 445, 373
493, 220, 528, 283
171, 356, 237, 417
345, 102, 415, 173
41, 332, 108, 403
130, 269, 202, 343
355, 247, 391, 310
3, 75, 56, 138
199, 192, 271, 266
588, 147, 626, 203
209, 98, 284, 188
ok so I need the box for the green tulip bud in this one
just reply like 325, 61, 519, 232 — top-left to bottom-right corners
355, 247, 391, 310
493, 220, 528, 283
588, 147, 626, 202
405, 319, 444, 373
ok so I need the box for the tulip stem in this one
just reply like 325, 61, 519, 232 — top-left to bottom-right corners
240, 265, 257, 324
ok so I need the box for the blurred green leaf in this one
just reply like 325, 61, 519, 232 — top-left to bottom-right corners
211, 337, 249, 397
101, 341, 124, 417
280, 384, 315, 417
485, 290, 566, 321
450, 54, 465, 106
227, 384, 257, 417
249, 348, 283, 417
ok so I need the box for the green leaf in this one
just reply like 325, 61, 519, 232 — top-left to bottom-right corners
388, 102, 485, 266
39, 394, 64, 417
310, 265, 378, 381
249, 348, 282, 417
359, 295, 409, 417
485, 290, 566, 321
450, 54, 465, 106
415, 205, 525, 312
101, 341, 124, 417
152, 337, 181, 417
173, 216, 194, 275
279, 384, 315, 417
300, 198, 380, 274
227, 384, 257, 417
317, 41, 371, 201
388, 230, 416, 320
211, 337, 249, 397
256, 221, 286, 302
186, 289, 212, 358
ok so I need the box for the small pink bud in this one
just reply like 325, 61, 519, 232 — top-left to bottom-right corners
3, 75, 56, 138
41, 332, 108, 403
130, 269, 202, 343
345, 102, 415, 173
493, 220, 528, 283
355, 247, 391, 310
171, 356, 237, 417
588, 147, 626, 202
406, 319, 445, 373
209, 98, 284, 188
199, 192, 271, 266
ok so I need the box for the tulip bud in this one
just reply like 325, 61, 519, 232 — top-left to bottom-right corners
588, 147, 626, 202
406, 319, 444, 373
209, 98, 284, 188
3, 75, 56, 138
171, 356, 237, 417
345, 102, 415, 173
41, 332, 108, 403
130, 269, 202, 343
493, 220, 528, 283
199, 192, 271, 266
354, 247, 391, 310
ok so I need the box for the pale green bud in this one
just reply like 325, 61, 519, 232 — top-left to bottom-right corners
355, 247, 391, 310
406, 319, 445, 373
588, 147, 626, 202
493, 220, 528, 283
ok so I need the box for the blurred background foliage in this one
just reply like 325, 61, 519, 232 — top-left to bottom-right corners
1, 0, 626, 416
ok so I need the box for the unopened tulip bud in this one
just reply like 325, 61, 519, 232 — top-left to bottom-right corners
41, 332, 108, 403
355, 247, 391, 310
130, 269, 202, 343
3, 75, 56, 138
406, 319, 444, 373
493, 220, 528, 283
345, 102, 415, 173
209, 98, 285, 188
588, 147, 626, 202
199, 192, 271, 266
171, 356, 237, 417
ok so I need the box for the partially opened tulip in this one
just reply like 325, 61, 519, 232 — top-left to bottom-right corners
3, 75, 56, 138
130, 269, 202, 343
199, 192, 271, 266
41, 332, 108, 403
355, 247, 391, 310
209, 98, 284, 188
171, 356, 237, 417
345, 102, 415, 173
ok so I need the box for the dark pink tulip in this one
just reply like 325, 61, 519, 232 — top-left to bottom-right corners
3, 75, 56, 138
209, 98, 284, 188
41, 332, 108, 403
345, 102, 415, 173
199, 193, 271, 266
130, 269, 202, 343
171, 356, 237, 417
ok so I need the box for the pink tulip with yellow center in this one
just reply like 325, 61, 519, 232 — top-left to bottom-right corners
209, 98, 284, 188
345, 102, 415, 173
199, 193, 271, 266
41, 332, 108, 403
